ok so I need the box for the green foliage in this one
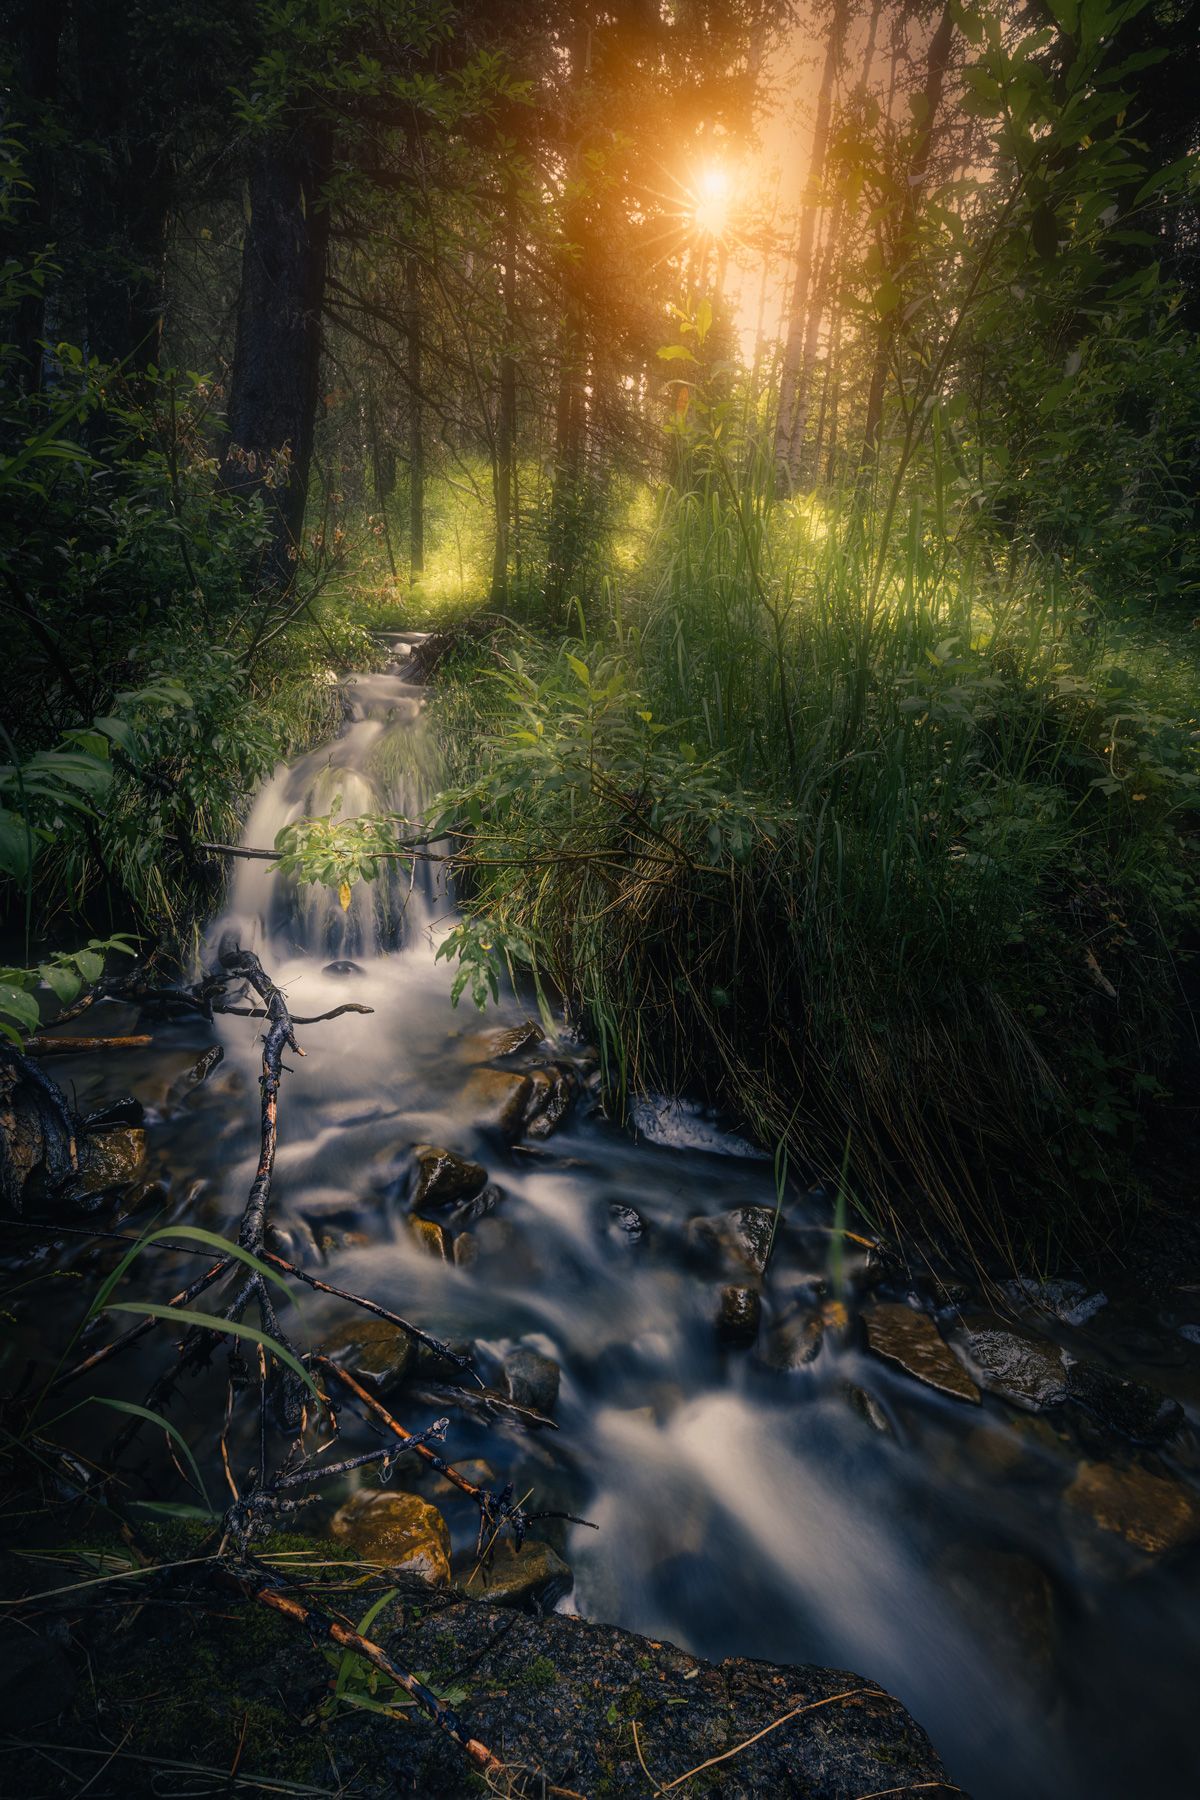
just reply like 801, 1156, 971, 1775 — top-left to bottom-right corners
0, 937, 136, 1046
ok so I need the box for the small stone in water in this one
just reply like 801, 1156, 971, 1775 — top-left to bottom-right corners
606, 1201, 645, 1245
963, 1326, 1069, 1411
318, 1314, 414, 1401
1004, 1276, 1107, 1327
456, 1537, 572, 1611
759, 1306, 824, 1371
717, 1285, 762, 1344
689, 1205, 778, 1276
409, 1216, 450, 1259
1065, 1460, 1200, 1555
323, 959, 365, 977
330, 1489, 451, 1584
503, 1346, 561, 1415
411, 1143, 487, 1208
843, 1384, 893, 1435
865, 1303, 981, 1404
461, 1068, 534, 1139
1066, 1360, 1183, 1444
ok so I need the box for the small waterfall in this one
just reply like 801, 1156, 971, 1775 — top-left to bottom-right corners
216, 636, 445, 961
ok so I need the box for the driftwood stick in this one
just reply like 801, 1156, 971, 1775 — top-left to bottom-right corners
25, 1034, 153, 1055
220, 1003, 374, 1024
241, 1569, 507, 1780
314, 1354, 485, 1500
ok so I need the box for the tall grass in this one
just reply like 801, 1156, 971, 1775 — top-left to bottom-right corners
432, 448, 1198, 1261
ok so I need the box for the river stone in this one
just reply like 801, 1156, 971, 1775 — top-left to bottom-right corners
319, 1315, 414, 1402
1064, 1461, 1200, 1555
464, 1018, 544, 1060
71, 1126, 146, 1200
0, 1053, 77, 1215
939, 1546, 1058, 1681
844, 1384, 893, 1435
963, 1327, 1068, 1411
759, 1306, 824, 1370
1004, 1276, 1108, 1326
408, 1215, 450, 1259
453, 1231, 478, 1266
524, 1064, 577, 1138
1066, 1360, 1183, 1445
689, 1205, 777, 1276
323, 959, 365, 977
606, 1201, 645, 1245
457, 1537, 573, 1612
461, 1068, 534, 1138
410, 1143, 487, 1208
444, 1180, 502, 1229
717, 1284, 762, 1344
329, 1489, 451, 1584
503, 1346, 561, 1415
865, 1303, 981, 1403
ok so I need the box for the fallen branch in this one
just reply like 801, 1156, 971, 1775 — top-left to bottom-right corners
24, 1034, 153, 1055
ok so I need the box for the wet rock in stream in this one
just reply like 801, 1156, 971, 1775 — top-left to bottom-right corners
502, 1346, 561, 1415
758, 1304, 824, 1370
408, 1215, 451, 1259
410, 1142, 487, 1208
69, 1125, 147, 1203
319, 1314, 414, 1401
865, 1302, 981, 1403
1065, 1360, 1184, 1444
456, 1537, 573, 1611
717, 1283, 762, 1344
605, 1200, 645, 1245
939, 1546, 1059, 1686
689, 1204, 777, 1276
329, 1490, 451, 1584
962, 1326, 1070, 1411
0, 1053, 78, 1214
1064, 1460, 1200, 1555
461, 1068, 535, 1138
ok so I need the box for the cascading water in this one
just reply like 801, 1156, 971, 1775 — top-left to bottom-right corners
37, 636, 1200, 1800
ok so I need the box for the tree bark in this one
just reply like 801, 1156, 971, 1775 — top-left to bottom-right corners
773, 0, 846, 484
222, 125, 331, 588
490, 186, 518, 605
858, 3, 955, 475
406, 249, 425, 577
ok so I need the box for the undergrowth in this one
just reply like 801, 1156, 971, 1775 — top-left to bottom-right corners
429, 459, 1200, 1262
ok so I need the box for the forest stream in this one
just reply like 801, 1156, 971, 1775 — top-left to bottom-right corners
15, 637, 1200, 1800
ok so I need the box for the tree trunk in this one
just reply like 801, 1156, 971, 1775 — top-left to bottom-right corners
405, 250, 424, 578
789, 0, 884, 482
223, 126, 331, 588
490, 188, 518, 606
6, 0, 66, 391
773, 0, 846, 483
859, 4, 955, 475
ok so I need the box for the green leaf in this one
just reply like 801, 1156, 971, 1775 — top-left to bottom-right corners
40, 962, 82, 1005
104, 1303, 321, 1400
89, 1225, 297, 1320
0, 808, 33, 882
656, 343, 697, 363
74, 950, 104, 983
89, 1397, 212, 1509
0, 983, 40, 1036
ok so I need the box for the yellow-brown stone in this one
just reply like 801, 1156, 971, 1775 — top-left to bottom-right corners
329, 1489, 451, 1584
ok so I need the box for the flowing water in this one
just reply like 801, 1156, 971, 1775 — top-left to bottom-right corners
33, 641, 1200, 1798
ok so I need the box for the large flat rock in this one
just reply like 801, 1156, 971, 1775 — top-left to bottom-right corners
373, 1592, 962, 1797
